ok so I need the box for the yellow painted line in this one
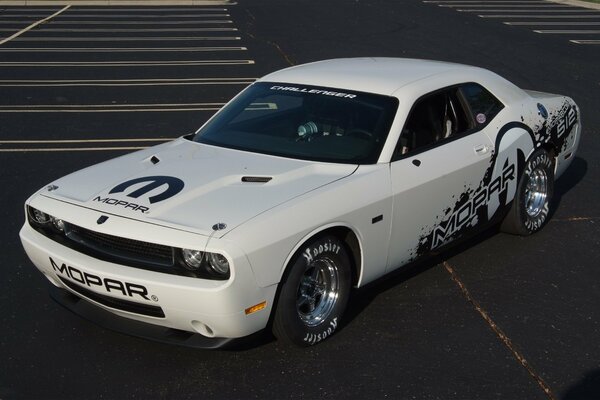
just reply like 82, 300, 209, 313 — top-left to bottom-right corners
0, 138, 174, 143
0, 147, 147, 152
534, 29, 600, 33
480, 14, 600, 17
0, 46, 247, 52
0, 20, 233, 24
0, 60, 254, 66
11, 36, 241, 41
0, 5, 70, 45
505, 21, 600, 25
458, 9, 599, 12
0, 77, 256, 86
440, 3, 569, 7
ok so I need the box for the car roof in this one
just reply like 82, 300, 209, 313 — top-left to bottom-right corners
258, 58, 488, 96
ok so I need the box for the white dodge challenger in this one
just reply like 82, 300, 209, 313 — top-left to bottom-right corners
20, 58, 581, 347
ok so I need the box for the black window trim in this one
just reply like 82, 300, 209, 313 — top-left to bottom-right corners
391, 81, 505, 162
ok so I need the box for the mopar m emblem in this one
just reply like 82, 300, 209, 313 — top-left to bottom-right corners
109, 175, 184, 204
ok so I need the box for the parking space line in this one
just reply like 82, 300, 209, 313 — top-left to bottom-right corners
0, 60, 254, 67
0, 77, 255, 86
55, 14, 230, 18
479, 14, 600, 18
443, 261, 557, 400
570, 39, 600, 43
1, 28, 238, 32
11, 36, 241, 41
534, 29, 600, 33
458, 9, 599, 12
505, 21, 600, 25
0, 8, 228, 12
0, 103, 225, 112
0, 20, 233, 24
0, 138, 174, 143
439, 4, 570, 7
0, 46, 247, 52
0, 5, 70, 45
0, 147, 148, 152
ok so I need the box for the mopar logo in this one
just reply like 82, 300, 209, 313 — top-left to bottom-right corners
50, 257, 152, 301
109, 176, 184, 204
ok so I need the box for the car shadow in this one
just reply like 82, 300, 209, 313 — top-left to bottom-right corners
562, 368, 600, 400
549, 156, 587, 219
340, 225, 500, 330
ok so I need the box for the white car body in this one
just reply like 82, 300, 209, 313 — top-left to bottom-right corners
20, 58, 581, 347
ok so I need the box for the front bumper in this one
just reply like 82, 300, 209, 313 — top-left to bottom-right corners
20, 222, 278, 342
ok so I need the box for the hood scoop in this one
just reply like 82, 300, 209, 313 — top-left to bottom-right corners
241, 176, 272, 183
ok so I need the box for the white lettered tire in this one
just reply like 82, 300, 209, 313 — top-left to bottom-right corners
501, 148, 555, 235
273, 236, 351, 346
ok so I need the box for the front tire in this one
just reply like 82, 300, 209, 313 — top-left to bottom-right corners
273, 236, 351, 346
501, 148, 555, 235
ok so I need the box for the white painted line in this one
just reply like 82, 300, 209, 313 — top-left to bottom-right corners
0, 8, 228, 11
534, 29, 600, 32
0, 60, 254, 67
1, 13, 230, 18
56, 14, 230, 18
0, 77, 256, 86
0, 46, 247, 52
458, 9, 599, 12
12, 36, 241, 41
480, 14, 600, 17
425, 0, 548, 2
0, 138, 173, 143
0, 5, 69, 45
0, 102, 225, 112
504, 21, 600, 24
440, 4, 571, 7
570, 39, 600, 43
2, 27, 238, 32
0, 147, 147, 152
0, 20, 233, 24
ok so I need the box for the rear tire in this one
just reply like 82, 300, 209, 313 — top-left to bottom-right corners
501, 148, 554, 235
273, 236, 351, 347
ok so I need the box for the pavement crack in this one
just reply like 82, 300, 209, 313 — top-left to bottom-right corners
443, 261, 557, 400
243, 8, 295, 66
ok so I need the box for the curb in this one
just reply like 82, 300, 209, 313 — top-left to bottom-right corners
549, 0, 600, 10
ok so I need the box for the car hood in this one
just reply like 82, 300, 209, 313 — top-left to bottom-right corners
41, 138, 357, 237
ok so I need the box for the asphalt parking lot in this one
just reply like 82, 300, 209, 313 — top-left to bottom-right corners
1, 1, 599, 399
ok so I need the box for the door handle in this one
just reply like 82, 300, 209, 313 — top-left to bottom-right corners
474, 144, 490, 155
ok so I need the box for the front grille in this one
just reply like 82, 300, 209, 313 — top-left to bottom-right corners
58, 276, 165, 318
65, 223, 174, 268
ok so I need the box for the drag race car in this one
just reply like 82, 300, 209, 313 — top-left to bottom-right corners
20, 58, 581, 347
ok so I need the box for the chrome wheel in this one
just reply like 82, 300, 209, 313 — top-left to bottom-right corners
296, 257, 339, 327
524, 167, 548, 218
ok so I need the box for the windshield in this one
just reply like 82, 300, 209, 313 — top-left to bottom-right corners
193, 82, 399, 164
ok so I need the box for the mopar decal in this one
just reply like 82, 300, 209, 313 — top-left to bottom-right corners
50, 257, 152, 301
109, 176, 184, 204
431, 161, 515, 249
92, 196, 149, 213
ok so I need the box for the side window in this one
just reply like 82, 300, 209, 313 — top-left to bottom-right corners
460, 83, 504, 127
394, 87, 472, 158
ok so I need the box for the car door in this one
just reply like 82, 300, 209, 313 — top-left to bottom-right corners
386, 83, 502, 271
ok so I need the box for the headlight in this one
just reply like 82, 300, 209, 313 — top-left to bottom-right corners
28, 206, 51, 225
208, 253, 230, 275
51, 217, 65, 232
180, 248, 230, 278
181, 248, 204, 270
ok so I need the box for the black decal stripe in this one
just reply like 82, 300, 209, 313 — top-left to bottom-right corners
58, 276, 165, 318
